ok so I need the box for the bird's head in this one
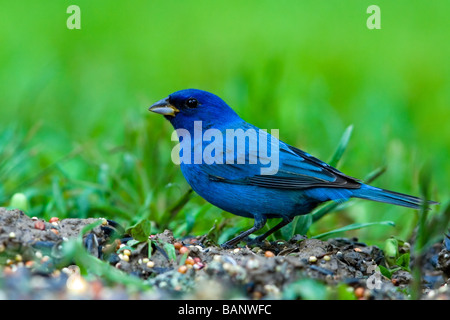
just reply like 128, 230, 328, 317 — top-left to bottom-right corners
149, 89, 241, 130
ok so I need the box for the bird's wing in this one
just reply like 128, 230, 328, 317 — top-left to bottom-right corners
202, 124, 361, 190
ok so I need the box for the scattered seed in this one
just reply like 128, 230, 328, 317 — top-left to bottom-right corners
0, 244, 5, 253
123, 249, 131, 256
178, 265, 188, 274
100, 218, 108, 225
142, 258, 149, 264
308, 256, 318, 263
264, 251, 275, 258
66, 274, 88, 294
194, 262, 205, 270
146, 260, 155, 268
174, 242, 183, 250
323, 255, 331, 261
119, 254, 129, 262
354, 287, 365, 298
185, 257, 195, 265
223, 263, 233, 272
9, 232, 16, 238
179, 246, 189, 255
15, 254, 22, 262
438, 285, 448, 293
49, 217, 59, 223
354, 248, 362, 252
233, 248, 240, 254
50, 229, 59, 235
213, 255, 222, 262
25, 261, 34, 268
31, 216, 38, 221
34, 221, 45, 230
35, 251, 43, 259
194, 257, 201, 263
246, 259, 260, 269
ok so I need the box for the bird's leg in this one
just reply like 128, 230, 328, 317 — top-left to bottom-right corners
248, 217, 293, 245
220, 215, 267, 249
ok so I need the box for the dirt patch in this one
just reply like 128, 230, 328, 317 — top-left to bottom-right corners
0, 208, 449, 299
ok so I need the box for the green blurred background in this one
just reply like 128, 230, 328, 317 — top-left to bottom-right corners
0, 0, 448, 245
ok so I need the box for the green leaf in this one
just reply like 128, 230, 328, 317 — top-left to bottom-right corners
281, 214, 312, 240
378, 265, 393, 279
384, 238, 399, 267
162, 241, 176, 261
127, 219, 152, 242
396, 253, 411, 272
283, 278, 328, 300
9, 193, 29, 212
312, 221, 395, 240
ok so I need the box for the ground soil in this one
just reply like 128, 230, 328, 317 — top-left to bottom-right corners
0, 208, 448, 299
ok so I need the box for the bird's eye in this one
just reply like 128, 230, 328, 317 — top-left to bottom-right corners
185, 98, 198, 108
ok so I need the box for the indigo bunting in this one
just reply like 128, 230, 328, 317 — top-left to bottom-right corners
150, 89, 436, 248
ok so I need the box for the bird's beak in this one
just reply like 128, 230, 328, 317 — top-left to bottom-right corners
148, 98, 179, 117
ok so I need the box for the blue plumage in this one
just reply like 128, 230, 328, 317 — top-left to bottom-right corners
149, 89, 436, 248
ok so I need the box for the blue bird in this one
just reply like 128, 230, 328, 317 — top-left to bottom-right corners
149, 89, 436, 248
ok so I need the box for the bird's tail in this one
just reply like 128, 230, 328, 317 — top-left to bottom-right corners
353, 184, 438, 209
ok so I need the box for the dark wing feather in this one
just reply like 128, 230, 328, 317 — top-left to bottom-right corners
200, 123, 361, 190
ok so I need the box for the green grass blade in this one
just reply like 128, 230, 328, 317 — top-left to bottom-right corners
328, 124, 353, 167
312, 221, 395, 240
